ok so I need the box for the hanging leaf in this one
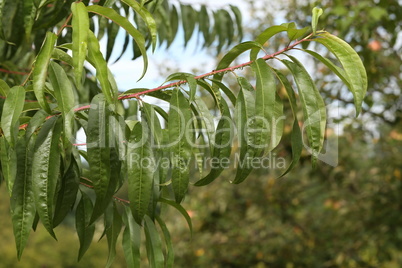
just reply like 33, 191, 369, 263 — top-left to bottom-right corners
87, 30, 116, 105
232, 77, 256, 184
194, 98, 233, 186
181, 4, 196, 46
155, 215, 174, 268
168, 88, 193, 203
282, 55, 326, 167
0, 136, 17, 195
10, 136, 36, 260
127, 121, 155, 224
0, 79, 10, 97
105, 204, 122, 268
33, 32, 57, 114
75, 192, 96, 261
250, 25, 288, 60
230, 5, 243, 41
144, 215, 165, 268
159, 197, 192, 234
31, 116, 63, 239
1, 86, 25, 146
314, 32, 367, 115
86, 5, 148, 80
71, 2, 89, 86
86, 94, 112, 223
122, 206, 141, 268
165, 72, 197, 102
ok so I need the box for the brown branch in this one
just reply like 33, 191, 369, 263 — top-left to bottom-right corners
0, 68, 30, 75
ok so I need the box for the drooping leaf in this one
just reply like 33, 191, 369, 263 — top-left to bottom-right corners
194, 98, 233, 186
0, 136, 17, 195
155, 215, 174, 268
71, 2, 89, 87
312, 7, 323, 34
1, 86, 25, 146
86, 94, 111, 223
232, 77, 255, 184
10, 136, 36, 260
127, 121, 155, 224
122, 206, 141, 268
0, 79, 10, 97
230, 5, 243, 41
31, 116, 63, 239
33, 32, 57, 113
250, 25, 288, 60
76, 191, 95, 261
181, 4, 196, 46
144, 215, 165, 268
314, 32, 368, 115
282, 55, 326, 167
48, 62, 75, 161
105, 19, 120, 62
159, 197, 192, 234
105, 203, 122, 268
168, 88, 193, 203
86, 5, 148, 80
87, 30, 116, 105
165, 72, 197, 102
121, 0, 157, 51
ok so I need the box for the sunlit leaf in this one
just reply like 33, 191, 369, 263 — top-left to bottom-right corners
1, 86, 25, 146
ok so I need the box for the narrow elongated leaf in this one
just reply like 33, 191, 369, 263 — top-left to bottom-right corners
86, 5, 148, 80
51, 48, 74, 66
86, 94, 111, 223
33, 32, 57, 113
168, 88, 193, 203
155, 215, 174, 268
208, 79, 236, 106
165, 72, 197, 102
230, 5, 243, 41
250, 25, 288, 60
252, 58, 276, 157
106, 204, 122, 268
25, 110, 47, 140
1, 86, 25, 146
273, 69, 303, 178
282, 55, 326, 166
48, 62, 75, 160
0, 136, 17, 195
232, 77, 255, 184
87, 31, 116, 105
121, 0, 157, 51
32, 116, 63, 239
71, 2, 89, 86
181, 4, 196, 46
199, 5, 210, 45
122, 206, 141, 267
265, 91, 284, 154
193, 96, 215, 152
194, 98, 232, 186
127, 121, 155, 224
312, 7, 323, 34
11, 136, 36, 260
144, 215, 164, 268
159, 197, 192, 234
76, 192, 95, 261
53, 157, 79, 227
106, 20, 120, 62
314, 32, 367, 115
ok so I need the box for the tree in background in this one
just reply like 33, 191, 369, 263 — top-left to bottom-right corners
0, 1, 368, 267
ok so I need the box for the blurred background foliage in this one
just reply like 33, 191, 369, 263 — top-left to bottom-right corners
0, 0, 401, 267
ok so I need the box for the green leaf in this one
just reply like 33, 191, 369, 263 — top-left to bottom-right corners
208, 79, 237, 107
250, 25, 288, 60
314, 32, 368, 115
75, 192, 95, 261
122, 206, 141, 267
71, 2, 89, 87
142, 102, 162, 147
31, 116, 63, 239
312, 7, 323, 34
199, 5, 210, 45
86, 5, 148, 80
285, 22, 309, 41
144, 215, 165, 268
10, 136, 36, 260
53, 157, 80, 227
193, 96, 215, 152
127, 121, 155, 224
48, 62, 75, 160
25, 110, 47, 141
181, 4, 196, 46
33, 32, 57, 114
0, 136, 17, 195
273, 69, 303, 178
194, 98, 233, 186
0, 79, 10, 96
232, 77, 255, 184
230, 5, 243, 41
87, 30, 116, 105
105, 204, 122, 268
121, 0, 157, 51
159, 197, 192, 234
106, 19, 120, 62
51, 48, 74, 66
168, 88, 193, 203
282, 55, 326, 167
1, 86, 25, 146
252, 58, 276, 157
155, 215, 174, 268
87, 94, 112, 223
165, 72, 197, 102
